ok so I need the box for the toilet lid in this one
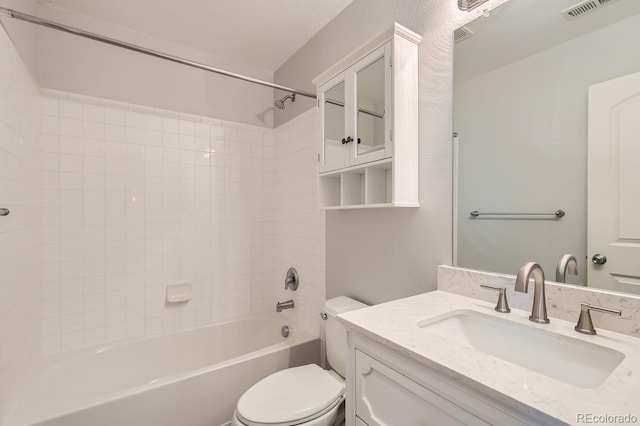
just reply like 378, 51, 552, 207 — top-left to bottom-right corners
236, 364, 345, 426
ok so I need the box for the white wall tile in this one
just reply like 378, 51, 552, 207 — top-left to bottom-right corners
264, 110, 325, 337
38, 89, 275, 353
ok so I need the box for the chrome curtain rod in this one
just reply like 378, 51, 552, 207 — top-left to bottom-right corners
470, 210, 566, 218
325, 98, 384, 119
0, 7, 317, 100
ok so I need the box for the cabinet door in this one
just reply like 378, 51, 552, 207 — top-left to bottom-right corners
352, 43, 392, 165
355, 350, 490, 426
319, 74, 351, 172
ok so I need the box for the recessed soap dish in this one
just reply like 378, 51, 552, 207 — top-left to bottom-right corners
166, 283, 192, 303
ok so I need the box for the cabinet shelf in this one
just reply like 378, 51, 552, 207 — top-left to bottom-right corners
319, 161, 399, 210
319, 158, 392, 177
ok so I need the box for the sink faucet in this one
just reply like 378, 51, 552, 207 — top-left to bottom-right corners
555, 254, 578, 283
276, 299, 294, 312
514, 262, 550, 324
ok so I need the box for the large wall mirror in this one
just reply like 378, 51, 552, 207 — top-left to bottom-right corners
454, 0, 640, 295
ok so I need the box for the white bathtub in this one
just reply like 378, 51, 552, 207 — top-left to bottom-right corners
4, 316, 319, 426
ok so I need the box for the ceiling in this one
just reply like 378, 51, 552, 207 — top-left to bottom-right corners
40, 0, 353, 72
454, 0, 640, 82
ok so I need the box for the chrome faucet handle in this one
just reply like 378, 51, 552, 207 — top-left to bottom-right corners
574, 303, 621, 335
480, 285, 511, 313
284, 267, 299, 291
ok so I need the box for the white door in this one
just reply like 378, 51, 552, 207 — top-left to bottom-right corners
588, 71, 640, 294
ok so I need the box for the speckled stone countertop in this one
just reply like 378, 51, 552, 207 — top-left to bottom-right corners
338, 290, 640, 425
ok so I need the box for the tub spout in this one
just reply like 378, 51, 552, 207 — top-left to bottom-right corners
276, 300, 294, 312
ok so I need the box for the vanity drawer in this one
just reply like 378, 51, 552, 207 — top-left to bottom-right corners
354, 349, 490, 426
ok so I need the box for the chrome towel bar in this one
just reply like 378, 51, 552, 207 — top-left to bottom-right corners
470, 209, 565, 218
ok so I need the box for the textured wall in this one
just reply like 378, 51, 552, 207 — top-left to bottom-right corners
274, 0, 509, 305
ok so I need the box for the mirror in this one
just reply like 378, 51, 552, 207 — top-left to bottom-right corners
356, 56, 385, 155
323, 81, 347, 169
454, 0, 640, 294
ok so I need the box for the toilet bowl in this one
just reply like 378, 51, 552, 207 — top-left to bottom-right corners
231, 297, 367, 426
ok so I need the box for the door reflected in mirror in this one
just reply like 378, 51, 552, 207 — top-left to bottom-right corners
453, 0, 640, 295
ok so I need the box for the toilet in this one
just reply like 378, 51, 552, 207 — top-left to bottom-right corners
231, 296, 367, 426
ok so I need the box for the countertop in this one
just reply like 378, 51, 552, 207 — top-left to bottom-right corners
338, 290, 640, 425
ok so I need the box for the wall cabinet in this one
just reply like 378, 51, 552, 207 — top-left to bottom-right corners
313, 24, 420, 209
319, 44, 392, 171
346, 332, 558, 426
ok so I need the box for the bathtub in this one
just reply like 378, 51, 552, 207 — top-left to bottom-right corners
4, 316, 319, 426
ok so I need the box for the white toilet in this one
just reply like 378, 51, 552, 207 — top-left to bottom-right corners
231, 296, 367, 426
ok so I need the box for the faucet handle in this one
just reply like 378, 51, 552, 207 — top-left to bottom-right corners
480, 285, 511, 313
284, 267, 299, 291
574, 302, 622, 335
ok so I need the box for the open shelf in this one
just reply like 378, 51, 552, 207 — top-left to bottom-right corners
319, 175, 341, 208
319, 159, 408, 209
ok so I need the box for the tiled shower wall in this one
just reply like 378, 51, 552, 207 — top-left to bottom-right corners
0, 29, 41, 408
269, 110, 326, 336
1, 26, 325, 361
39, 90, 273, 353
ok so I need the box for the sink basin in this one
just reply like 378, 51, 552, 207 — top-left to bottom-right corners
417, 310, 625, 388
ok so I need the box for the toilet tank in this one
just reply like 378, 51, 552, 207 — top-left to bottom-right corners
324, 296, 368, 377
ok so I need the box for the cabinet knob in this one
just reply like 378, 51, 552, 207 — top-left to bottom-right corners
341, 136, 354, 144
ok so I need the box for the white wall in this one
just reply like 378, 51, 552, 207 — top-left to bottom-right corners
455, 14, 640, 284
274, 0, 509, 304
35, 5, 276, 128
0, 23, 41, 415
38, 90, 273, 353
0, 0, 39, 78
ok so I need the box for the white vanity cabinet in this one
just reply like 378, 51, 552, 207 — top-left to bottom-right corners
346, 332, 546, 426
314, 23, 420, 209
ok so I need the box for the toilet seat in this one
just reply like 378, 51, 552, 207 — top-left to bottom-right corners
236, 364, 345, 426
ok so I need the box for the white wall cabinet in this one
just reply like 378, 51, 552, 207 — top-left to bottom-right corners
346, 332, 560, 426
318, 44, 392, 171
313, 24, 420, 209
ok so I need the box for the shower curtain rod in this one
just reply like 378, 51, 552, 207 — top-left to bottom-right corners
0, 7, 317, 100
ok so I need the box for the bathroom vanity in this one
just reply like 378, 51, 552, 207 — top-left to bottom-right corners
338, 291, 640, 426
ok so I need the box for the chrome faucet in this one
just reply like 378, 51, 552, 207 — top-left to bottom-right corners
555, 254, 578, 283
276, 299, 294, 312
515, 262, 550, 324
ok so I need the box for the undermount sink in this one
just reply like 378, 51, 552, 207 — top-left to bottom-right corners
417, 310, 625, 388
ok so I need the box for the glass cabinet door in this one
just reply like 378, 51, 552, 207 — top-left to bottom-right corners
322, 80, 350, 170
354, 44, 390, 163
